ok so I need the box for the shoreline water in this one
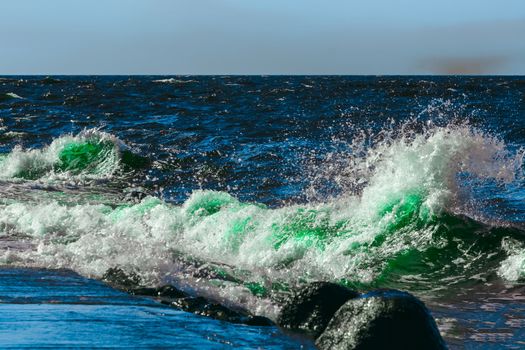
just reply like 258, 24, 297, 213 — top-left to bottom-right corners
0, 266, 315, 349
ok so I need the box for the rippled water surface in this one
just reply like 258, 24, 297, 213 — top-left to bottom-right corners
0, 267, 314, 348
0, 76, 524, 348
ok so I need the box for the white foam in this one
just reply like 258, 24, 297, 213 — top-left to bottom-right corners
5, 92, 24, 99
0, 123, 523, 316
152, 78, 197, 84
498, 238, 525, 282
0, 129, 123, 181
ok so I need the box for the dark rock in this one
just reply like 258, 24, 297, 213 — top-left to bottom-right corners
163, 296, 273, 326
157, 285, 188, 298
166, 296, 240, 321
102, 267, 141, 289
102, 268, 271, 327
129, 287, 157, 296
243, 315, 275, 326
316, 289, 447, 350
130, 285, 188, 299
277, 282, 359, 337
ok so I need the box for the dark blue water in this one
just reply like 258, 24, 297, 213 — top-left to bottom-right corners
2, 76, 523, 205
1, 76, 524, 348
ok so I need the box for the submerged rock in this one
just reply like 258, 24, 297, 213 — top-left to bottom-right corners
157, 284, 189, 298
277, 282, 359, 337
163, 296, 274, 326
101, 268, 272, 326
130, 285, 188, 299
316, 289, 447, 350
101, 267, 141, 289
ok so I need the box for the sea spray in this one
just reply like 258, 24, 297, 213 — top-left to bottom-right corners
0, 123, 523, 317
498, 238, 525, 282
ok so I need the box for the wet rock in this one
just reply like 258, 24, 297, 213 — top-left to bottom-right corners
157, 285, 188, 298
102, 268, 272, 327
316, 289, 447, 350
129, 287, 157, 296
243, 315, 275, 326
163, 296, 273, 326
277, 282, 359, 337
130, 285, 188, 299
102, 267, 141, 289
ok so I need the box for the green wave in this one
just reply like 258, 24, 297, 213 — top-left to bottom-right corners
0, 124, 523, 311
0, 129, 147, 180
1, 189, 521, 296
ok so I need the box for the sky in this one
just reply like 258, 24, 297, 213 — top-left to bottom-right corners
1, 0, 524, 74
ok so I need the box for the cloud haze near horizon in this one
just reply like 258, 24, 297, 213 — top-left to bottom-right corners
1, 0, 524, 74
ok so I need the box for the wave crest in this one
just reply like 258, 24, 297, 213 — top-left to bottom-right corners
0, 129, 145, 181
0, 123, 523, 315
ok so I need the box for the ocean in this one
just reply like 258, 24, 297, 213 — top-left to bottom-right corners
0, 76, 524, 348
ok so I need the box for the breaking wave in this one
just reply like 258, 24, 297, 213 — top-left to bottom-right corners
0, 123, 523, 316
0, 129, 147, 181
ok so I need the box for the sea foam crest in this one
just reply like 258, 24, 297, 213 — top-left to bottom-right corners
0, 129, 124, 181
0, 123, 523, 315
358, 124, 519, 217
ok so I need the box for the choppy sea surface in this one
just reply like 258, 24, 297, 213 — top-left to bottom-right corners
0, 76, 524, 349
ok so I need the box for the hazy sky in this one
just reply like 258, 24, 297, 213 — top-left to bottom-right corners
1, 0, 524, 74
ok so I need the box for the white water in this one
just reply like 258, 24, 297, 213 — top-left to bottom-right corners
0, 129, 124, 181
0, 124, 523, 316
